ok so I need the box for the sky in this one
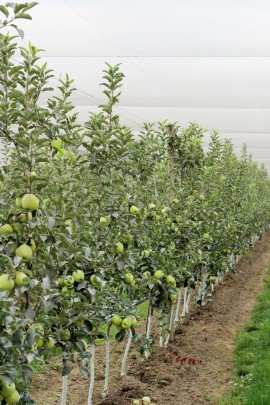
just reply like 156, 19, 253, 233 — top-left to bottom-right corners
4, 0, 270, 171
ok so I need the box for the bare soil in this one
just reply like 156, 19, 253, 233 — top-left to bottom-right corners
31, 231, 270, 405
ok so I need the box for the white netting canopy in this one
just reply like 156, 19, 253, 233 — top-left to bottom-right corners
13, 0, 270, 172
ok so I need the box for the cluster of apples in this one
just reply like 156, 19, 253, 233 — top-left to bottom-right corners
142, 270, 177, 303
28, 323, 55, 351
0, 194, 40, 292
0, 193, 39, 235
51, 138, 76, 160
58, 270, 85, 296
111, 314, 137, 330
0, 379, 20, 404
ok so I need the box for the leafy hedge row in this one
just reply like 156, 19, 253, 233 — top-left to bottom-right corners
0, 3, 270, 404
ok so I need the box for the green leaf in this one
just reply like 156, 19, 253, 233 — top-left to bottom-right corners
96, 333, 105, 339
79, 366, 90, 378
0, 5, 9, 18
84, 320, 92, 332
15, 12, 32, 20
115, 329, 126, 342
62, 363, 73, 376
12, 328, 23, 345
48, 217, 55, 229
24, 331, 36, 349
14, 4, 28, 13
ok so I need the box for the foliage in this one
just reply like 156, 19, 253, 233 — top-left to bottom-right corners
0, 4, 270, 403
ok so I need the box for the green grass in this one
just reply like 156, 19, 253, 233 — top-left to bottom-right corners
31, 347, 63, 375
219, 270, 270, 404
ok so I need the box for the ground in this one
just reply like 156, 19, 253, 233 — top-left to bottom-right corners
30, 231, 270, 405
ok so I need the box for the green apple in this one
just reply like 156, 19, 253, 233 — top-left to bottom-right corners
15, 197, 22, 208
171, 223, 177, 231
172, 198, 179, 204
141, 249, 151, 258
154, 270, 164, 280
166, 275, 176, 286
123, 234, 133, 244
199, 194, 205, 201
112, 314, 123, 326
31, 342, 38, 350
12, 222, 20, 232
23, 269, 33, 278
16, 244, 33, 262
210, 276, 217, 283
133, 401, 140, 405
57, 149, 75, 159
124, 273, 134, 284
19, 212, 33, 223
60, 329, 71, 342
143, 271, 151, 277
51, 138, 62, 150
121, 318, 132, 330
27, 171, 36, 177
169, 293, 177, 304
1, 381, 16, 397
0, 274, 14, 291
90, 274, 100, 287
115, 242, 124, 254
5, 390, 20, 404
65, 275, 74, 286
148, 203, 156, 209
29, 323, 44, 335
15, 271, 30, 286
130, 316, 137, 327
72, 270, 85, 282
99, 216, 111, 227
174, 217, 180, 223
44, 336, 55, 350
0, 224, 13, 235
153, 214, 161, 221
65, 219, 73, 227
129, 205, 139, 215
161, 206, 169, 213
63, 149, 76, 159
21, 193, 39, 211
203, 233, 210, 239
36, 337, 44, 348
61, 286, 69, 296
58, 277, 67, 287
30, 239, 36, 251
142, 397, 151, 405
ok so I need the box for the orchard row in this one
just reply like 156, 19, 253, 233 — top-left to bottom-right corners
0, 3, 270, 404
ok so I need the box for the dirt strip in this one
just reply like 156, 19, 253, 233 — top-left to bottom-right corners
31, 231, 270, 405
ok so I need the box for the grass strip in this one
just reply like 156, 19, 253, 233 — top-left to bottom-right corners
219, 269, 270, 404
